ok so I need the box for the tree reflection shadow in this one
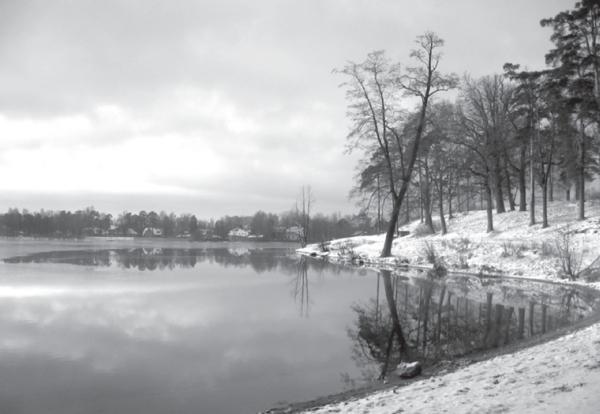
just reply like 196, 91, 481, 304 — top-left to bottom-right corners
291, 256, 311, 317
348, 269, 597, 382
4, 247, 298, 272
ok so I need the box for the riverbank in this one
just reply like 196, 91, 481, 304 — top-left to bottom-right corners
291, 201, 600, 413
299, 201, 600, 287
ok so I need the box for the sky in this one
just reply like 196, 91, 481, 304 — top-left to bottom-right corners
0, 0, 576, 219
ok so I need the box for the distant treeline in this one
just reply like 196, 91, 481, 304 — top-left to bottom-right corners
0, 207, 373, 242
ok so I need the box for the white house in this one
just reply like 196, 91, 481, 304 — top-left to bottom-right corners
228, 228, 250, 240
142, 227, 163, 237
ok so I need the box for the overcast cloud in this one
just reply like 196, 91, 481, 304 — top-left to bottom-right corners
0, 0, 575, 218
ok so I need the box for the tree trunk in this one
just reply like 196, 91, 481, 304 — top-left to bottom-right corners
377, 174, 382, 233
578, 128, 585, 221
456, 180, 461, 213
494, 177, 506, 214
529, 131, 535, 225
542, 180, 548, 228
381, 196, 401, 257
418, 162, 424, 223
381, 82, 431, 257
578, 172, 585, 220
566, 187, 571, 202
424, 198, 434, 233
423, 163, 434, 233
466, 176, 471, 212
493, 157, 506, 214
439, 186, 447, 235
479, 186, 491, 210
549, 166, 554, 202
405, 190, 410, 224
518, 172, 527, 211
518, 144, 527, 211
503, 159, 515, 211
448, 188, 453, 219
485, 179, 494, 232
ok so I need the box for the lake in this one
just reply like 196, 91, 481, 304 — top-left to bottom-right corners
0, 239, 598, 413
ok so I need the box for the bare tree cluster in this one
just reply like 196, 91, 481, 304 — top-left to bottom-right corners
342, 2, 600, 246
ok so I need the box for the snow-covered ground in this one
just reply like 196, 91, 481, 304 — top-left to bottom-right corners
299, 201, 600, 287
295, 201, 600, 414
303, 322, 600, 414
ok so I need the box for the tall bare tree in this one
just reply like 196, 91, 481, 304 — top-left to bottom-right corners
337, 32, 457, 257
456, 75, 515, 232
298, 185, 314, 246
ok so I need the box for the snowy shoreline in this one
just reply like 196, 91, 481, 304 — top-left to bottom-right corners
276, 202, 600, 413
298, 202, 600, 290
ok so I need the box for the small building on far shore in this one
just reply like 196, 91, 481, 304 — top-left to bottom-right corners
228, 228, 250, 241
142, 227, 163, 237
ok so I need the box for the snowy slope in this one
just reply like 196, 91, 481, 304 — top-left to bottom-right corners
299, 201, 600, 286
302, 322, 600, 414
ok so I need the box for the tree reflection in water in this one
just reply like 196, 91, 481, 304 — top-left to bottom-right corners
5, 249, 597, 383
4, 247, 296, 273
292, 256, 311, 317
348, 269, 598, 381
289, 256, 338, 317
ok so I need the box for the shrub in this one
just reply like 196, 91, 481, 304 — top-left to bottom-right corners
538, 241, 555, 257
422, 241, 438, 264
501, 241, 524, 258
554, 229, 583, 280
501, 242, 511, 257
444, 237, 472, 269
421, 242, 447, 276
530, 241, 553, 256
338, 241, 362, 264
319, 240, 330, 252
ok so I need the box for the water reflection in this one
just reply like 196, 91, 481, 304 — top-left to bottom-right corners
1, 247, 599, 412
292, 256, 311, 317
3, 247, 296, 274
348, 269, 599, 380
0, 248, 371, 414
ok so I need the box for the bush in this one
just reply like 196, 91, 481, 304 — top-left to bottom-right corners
319, 240, 330, 252
554, 229, 583, 280
539, 241, 555, 257
443, 237, 472, 269
422, 241, 438, 264
501, 241, 525, 258
421, 242, 447, 276
337, 241, 363, 264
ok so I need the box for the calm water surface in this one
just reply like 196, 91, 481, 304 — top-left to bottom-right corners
0, 241, 598, 414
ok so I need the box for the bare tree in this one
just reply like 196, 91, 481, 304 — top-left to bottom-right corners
337, 32, 457, 257
298, 185, 314, 246
456, 75, 515, 232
